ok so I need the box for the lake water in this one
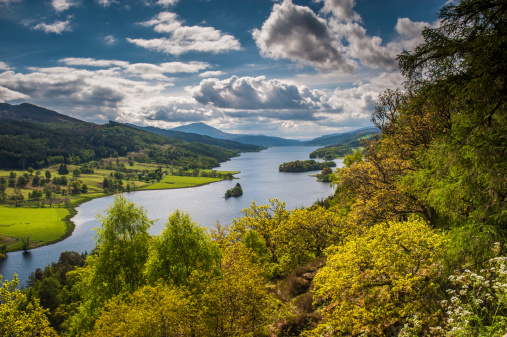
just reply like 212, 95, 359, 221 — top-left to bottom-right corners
0, 147, 341, 286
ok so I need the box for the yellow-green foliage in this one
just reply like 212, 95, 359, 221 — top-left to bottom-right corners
309, 217, 446, 336
89, 283, 193, 337
0, 275, 57, 337
0, 206, 68, 251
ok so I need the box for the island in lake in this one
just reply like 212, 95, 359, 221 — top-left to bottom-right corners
278, 159, 336, 172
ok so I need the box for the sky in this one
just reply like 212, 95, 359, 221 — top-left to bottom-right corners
0, 0, 445, 139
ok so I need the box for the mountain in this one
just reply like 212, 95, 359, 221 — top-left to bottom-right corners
0, 103, 243, 170
0, 103, 87, 125
127, 124, 264, 152
232, 135, 301, 147
172, 122, 302, 147
302, 127, 379, 146
172, 122, 235, 140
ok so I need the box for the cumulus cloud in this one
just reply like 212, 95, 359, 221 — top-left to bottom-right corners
394, 18, 436, 51
331, 21, 398, 70
0, 85, 30, 101
127, 11, 241, 55
199, 70, 226, 78
0, 61, 11, 71
314, 0, 361, 21
51, 0, 78, 13
252, 0, 353, 72
33, 19, 72, 34
189, 75, 328, 110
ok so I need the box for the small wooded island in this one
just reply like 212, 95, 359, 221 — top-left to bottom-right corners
278, 159, 336, 172
225, 183, 243, 198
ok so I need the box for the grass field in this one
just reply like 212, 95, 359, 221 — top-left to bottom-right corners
142, 175, 222, 190
0, 206, 69, 251
0, 161, 239, 252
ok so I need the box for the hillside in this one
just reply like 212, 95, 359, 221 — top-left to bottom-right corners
0, 103, 87, 125
127, 124, 265, 152
302, 127, 378, 146
0, 103, 240, 170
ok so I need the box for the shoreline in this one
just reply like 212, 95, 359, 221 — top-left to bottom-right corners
1, 174, 238, 254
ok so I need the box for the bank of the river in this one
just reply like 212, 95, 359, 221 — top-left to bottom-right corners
0, 171, 238, 253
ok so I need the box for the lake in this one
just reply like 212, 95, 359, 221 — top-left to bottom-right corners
0, 146, 342, 286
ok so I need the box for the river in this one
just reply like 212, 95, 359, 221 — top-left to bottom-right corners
0, 146, 342, 286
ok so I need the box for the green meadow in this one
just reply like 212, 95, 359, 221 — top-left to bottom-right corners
0, 206, 69, 251
0, 160, 239, 252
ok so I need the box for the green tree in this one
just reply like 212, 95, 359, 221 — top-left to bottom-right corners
310, 217, 446, 336
92, 194, 153, 298
145, 210, 220, 286
397, 0, 507, 229
0, 275, 56, 337
58, 164, 69, 175
45, 170, 51, 179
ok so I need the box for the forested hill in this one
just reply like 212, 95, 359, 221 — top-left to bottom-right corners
126, 124, 264, 152
0, 103, 241, 170
0, 103, 87, 125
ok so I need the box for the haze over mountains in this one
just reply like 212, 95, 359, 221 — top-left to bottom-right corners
170, 122, 378, 147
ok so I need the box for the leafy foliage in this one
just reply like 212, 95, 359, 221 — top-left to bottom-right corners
279, 159, 336, 172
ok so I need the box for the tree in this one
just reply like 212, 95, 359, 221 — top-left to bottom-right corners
90, 283, 193, 337
45, 170, 51, 179
310, 217, 446, 336
0, 275, 56, 337
145, 210, 221, 286
396, 0, 507, 229
58, 164, 69, 175
91, 194, 153, 298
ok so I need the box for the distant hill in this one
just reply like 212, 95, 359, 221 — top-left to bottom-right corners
172, 122, 302, 147
302, 127, 378, 146
0, 103, 87, 125
127, 124, 264, 152
0, 103, 242, 170
232, 135, 301, 147
172, 122, 377, 148
172, 122, 235, 140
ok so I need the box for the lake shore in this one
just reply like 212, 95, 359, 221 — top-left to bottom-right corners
0, 172, 238, 253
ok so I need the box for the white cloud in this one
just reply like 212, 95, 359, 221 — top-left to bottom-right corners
252, 0, 354, 72
394, 17, 437, 51
51, 0, 78, 13
0, 61, 11, 71
59, 58, 210, 74
0, 85, 30, 101
60, 57, 130, 68
199, 70, 226, 78
314, 0, 361, 21
188, 75, 328, 111
104, 35, 117, 45
331, 21, 398, 70
33, 19, 72, 34
127, 11, 241, 55
156, 0, 178, 7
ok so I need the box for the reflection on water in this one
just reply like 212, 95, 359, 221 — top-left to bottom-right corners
0, 147, 342, 286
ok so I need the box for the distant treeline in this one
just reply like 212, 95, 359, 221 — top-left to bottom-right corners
309, 145, 354, 160
279, 160, 336, 172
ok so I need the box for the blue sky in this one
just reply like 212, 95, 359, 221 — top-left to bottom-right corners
0, 0, 445, 139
